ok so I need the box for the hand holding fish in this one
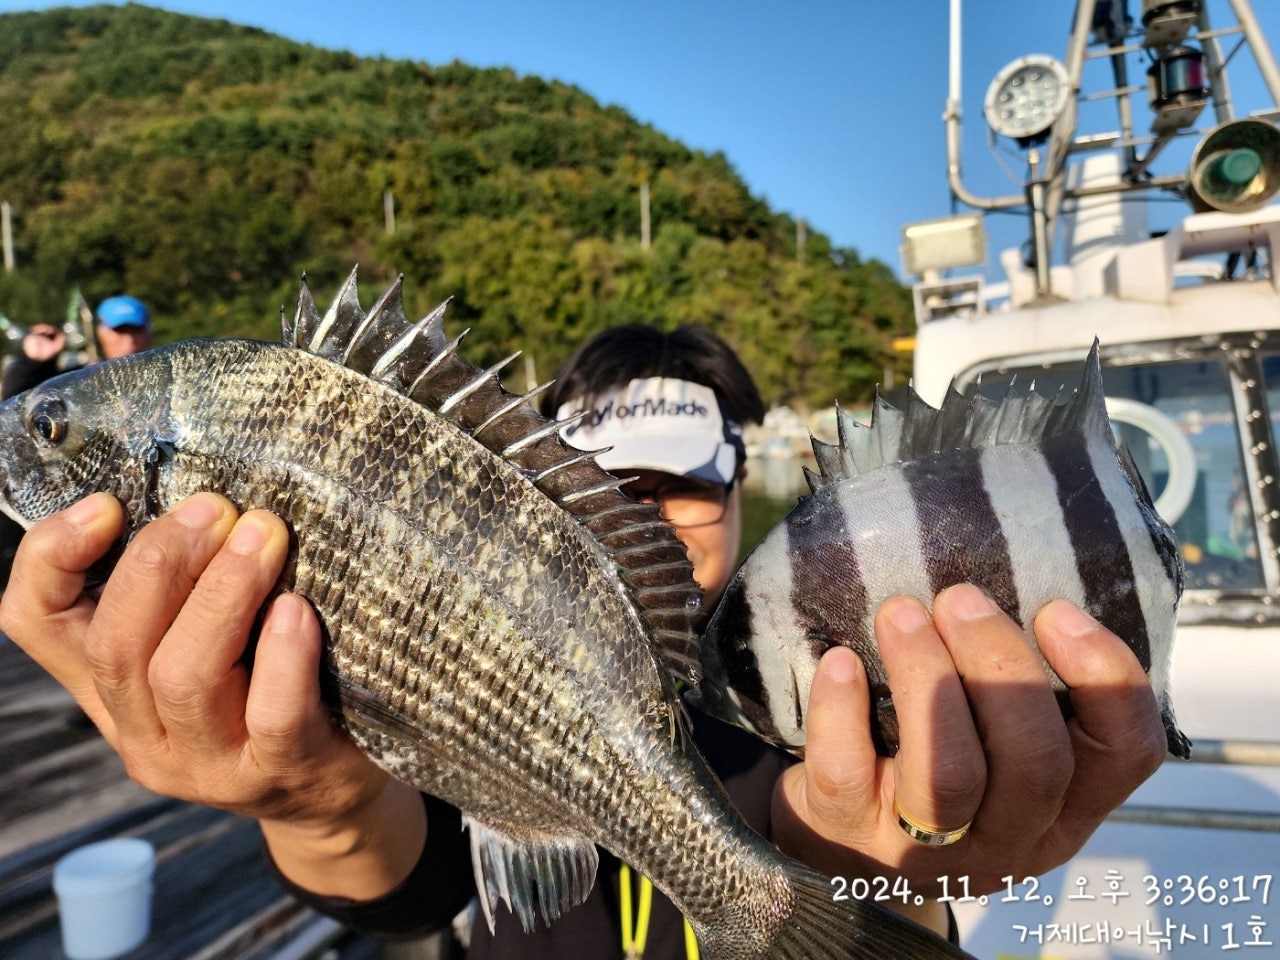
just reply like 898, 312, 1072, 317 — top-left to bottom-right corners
0, 490, 979, 956
771, 583, 1169, 907
0, 492, 427, 899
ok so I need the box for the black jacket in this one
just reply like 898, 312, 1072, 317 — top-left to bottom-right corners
1, 351, 72, 400
274, 711, 958, 958
277, 710, 791, 960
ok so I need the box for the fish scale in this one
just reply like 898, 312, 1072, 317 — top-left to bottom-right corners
0, 271, 971, 958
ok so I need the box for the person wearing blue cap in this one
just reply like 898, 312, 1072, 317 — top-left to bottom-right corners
94, 295, 153, 361
1, 294, 153, 399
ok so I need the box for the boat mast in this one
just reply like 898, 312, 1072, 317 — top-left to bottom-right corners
943, 0, 1280, 300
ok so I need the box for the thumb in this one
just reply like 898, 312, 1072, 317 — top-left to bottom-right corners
772, 645, 882, 874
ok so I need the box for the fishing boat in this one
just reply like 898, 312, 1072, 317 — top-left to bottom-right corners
901, 1, 1280, 955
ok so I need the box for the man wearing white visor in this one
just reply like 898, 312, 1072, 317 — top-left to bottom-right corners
561, 376, 743, 488
555, 367, 750, 607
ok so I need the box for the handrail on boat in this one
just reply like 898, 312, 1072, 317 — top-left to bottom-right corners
1178, 738, 1280, 766
1111, 805, 1280, 833
1103, 738, 1280, 834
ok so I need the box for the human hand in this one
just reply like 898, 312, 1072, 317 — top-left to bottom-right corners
22, 324, 66, 362
771, 584, 1166, 916
0, 493, 423, 896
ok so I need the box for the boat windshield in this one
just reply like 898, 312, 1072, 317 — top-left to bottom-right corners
972, 355, 1265, 593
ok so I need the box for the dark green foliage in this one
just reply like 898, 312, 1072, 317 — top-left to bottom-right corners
0, 3, 914, 407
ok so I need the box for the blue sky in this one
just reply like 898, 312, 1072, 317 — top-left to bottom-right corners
4, 1, 1280, 277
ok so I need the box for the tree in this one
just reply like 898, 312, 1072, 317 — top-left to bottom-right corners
0, 4, 912, 406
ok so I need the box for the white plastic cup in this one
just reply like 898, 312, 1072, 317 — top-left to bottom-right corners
53, 838, 155, 960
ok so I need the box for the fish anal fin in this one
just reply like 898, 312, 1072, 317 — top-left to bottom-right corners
462, 815, 599, 934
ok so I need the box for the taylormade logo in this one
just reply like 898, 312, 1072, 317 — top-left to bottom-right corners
579, 396, 710, 430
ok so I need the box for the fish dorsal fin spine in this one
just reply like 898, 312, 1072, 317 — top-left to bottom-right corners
809, 339, 1110, 490
286, 270, 703, 696
342, 274, 412, 371
287, 273, 322, 347
370, 299, 452, 386
528, 448, 603, 485
500, 417, 567, 459
472, 381, 556, 441
439, 351, 522, 415
309, 266, 364, 358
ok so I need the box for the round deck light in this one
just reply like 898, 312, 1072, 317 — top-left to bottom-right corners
983, 54, 1072, 145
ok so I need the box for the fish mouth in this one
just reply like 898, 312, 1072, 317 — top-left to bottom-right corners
0, 498, 30, 531
0, 460, 32, 531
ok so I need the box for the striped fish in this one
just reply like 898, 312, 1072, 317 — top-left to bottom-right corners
697, 343, 1190, 760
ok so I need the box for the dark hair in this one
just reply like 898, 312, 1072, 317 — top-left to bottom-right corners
540, 325, 765, 428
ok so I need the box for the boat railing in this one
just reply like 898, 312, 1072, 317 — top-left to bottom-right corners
1107, 738, 1280, 834
1111, 805, 1280, 833
910, 198, 1280, 326
1177, 738, 1280, 766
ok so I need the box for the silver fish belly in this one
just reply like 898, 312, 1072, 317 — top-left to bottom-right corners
0, 271, 970, 960
698, 343, 1190, 761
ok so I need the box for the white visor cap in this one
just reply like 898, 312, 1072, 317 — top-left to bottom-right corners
556, 377, 743, 486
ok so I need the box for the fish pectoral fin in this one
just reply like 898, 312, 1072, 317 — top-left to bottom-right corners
461, 814, 599, 935
333, 675, 423, 743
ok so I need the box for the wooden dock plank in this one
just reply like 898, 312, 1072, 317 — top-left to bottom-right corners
0, 638, 404, 959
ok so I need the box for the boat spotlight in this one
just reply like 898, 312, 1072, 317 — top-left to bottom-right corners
983, 54, 1072, 147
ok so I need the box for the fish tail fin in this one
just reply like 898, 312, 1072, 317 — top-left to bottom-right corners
692, 864, 974, 959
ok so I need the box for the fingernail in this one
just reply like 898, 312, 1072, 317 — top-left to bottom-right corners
228, 514, 271, 555
883, 596, 931, 633
1044, 600, 1100, 638
173, 494, 223, 530
64, 494, 108, 527
944, 584, 997, 621
266, 593, 305, 634
820, 645, 862, 684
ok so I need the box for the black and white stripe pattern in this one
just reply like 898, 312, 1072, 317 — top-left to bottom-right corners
698, 344, 1188, 759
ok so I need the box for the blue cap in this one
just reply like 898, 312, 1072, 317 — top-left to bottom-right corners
96, 295, 151, 330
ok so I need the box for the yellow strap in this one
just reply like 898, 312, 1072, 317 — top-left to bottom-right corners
683, 918, 700, 959
620, 863, 699, 959
620, 863, 635, 957
620, 862, 651, 958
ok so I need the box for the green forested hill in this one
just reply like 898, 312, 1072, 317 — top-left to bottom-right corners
0, 3, 913, 407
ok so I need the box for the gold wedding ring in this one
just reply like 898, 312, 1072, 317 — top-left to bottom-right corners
895, 805, 972, 846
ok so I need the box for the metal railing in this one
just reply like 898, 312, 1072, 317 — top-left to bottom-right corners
1177, 738, 1280, 767
1108, 738, 1280, 833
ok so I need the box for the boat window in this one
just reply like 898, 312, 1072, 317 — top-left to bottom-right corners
973, 357, 1263, 592
1261, 351, 1280, 491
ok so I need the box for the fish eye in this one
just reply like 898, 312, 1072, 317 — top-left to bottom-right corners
27, 396, 68, 446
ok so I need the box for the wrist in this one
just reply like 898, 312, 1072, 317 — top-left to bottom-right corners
261, 777, 426, 901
